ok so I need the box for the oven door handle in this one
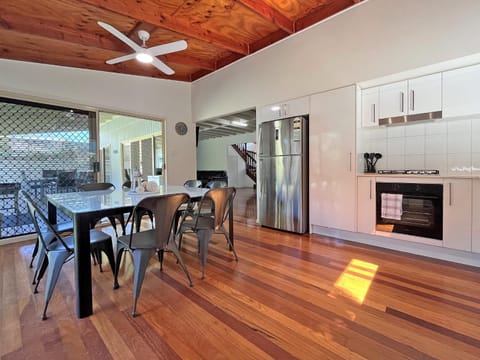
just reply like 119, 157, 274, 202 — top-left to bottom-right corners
400, 194, 440, 200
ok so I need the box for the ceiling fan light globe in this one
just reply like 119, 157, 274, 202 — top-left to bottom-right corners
136, 52, 153, 63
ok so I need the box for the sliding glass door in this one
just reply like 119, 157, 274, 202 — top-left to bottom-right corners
0, 97, 97, 239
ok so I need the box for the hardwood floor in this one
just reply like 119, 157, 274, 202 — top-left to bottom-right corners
1, 187, 480, 359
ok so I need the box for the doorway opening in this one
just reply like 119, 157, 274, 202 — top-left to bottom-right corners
99, 112, 165, 190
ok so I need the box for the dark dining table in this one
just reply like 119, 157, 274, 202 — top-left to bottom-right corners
46, 185, 229, 318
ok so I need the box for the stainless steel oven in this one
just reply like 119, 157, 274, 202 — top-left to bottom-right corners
376, 182, 443, 240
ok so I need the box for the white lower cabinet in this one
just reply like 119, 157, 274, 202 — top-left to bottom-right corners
443, 178, 472, 251
357, 176, 376, 234
309, 86, 356, 232
471, 179, 480, 253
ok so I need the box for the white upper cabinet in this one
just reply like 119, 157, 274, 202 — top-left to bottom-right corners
361, 87, 379, 127
379, 80, 408, 118
260, 97, 309, 122
407, 73, 442, 115
443, 63, 480, 118
378, 73, 442, 119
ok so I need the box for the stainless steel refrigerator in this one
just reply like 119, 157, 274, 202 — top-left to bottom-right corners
258, 116, 308, 233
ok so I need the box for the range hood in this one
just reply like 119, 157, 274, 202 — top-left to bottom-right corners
379, 111, 442, 126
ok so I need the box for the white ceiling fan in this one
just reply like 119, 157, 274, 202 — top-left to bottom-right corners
98, 21, 187, 75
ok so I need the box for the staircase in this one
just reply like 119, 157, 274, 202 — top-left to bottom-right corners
231, 143, 256, 185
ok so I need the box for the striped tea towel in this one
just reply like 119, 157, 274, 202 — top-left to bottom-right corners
381, 193, 403, 220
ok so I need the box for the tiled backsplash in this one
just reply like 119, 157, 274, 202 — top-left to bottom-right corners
357, 117, 480, 175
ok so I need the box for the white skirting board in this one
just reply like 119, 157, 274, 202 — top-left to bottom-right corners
311, 225, 480, 268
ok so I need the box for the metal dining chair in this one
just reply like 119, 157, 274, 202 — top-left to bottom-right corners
78, 182, 129, 272
205, 180, 227, 189
114, 193, 193, 317
78, 182, 127, 236
178, 179, 203, 223
178, 187, 238, 279
184, 179, 202, 188
23, 190, 114, 320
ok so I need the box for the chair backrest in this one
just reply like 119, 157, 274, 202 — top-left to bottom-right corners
128, 193, 190, 249
78, 182, 115, 192
184, 179, 202, 188
206, 180, 227, 189
42, 169, 58, 178
200, 187, 236, 230
21, 190, 72, 252
0, 182, 21, 195
58, 170, 77, 186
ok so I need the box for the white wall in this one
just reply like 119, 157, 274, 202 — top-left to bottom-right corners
0, 60, 194, 185
192, 0, 480, 122
196, 132, 256, 187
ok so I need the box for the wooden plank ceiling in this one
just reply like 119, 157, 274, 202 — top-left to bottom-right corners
0, 0, 364, 82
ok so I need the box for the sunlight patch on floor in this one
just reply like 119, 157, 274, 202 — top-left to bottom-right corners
330, 259, 378, 305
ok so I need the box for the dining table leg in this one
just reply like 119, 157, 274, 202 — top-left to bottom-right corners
228, 200, 234, 249
73, 213, 93, 318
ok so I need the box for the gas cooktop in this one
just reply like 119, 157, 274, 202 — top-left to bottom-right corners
377, 169, 440, 175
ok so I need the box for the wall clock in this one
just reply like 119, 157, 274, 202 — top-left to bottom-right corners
175, 121, 188, 135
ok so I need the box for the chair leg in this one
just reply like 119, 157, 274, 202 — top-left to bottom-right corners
34, 253, 49, 292
113, 247, 125, 289
91, 250, 97, 265
167, 239, 193, 287
117, 214, 126, 236
197, 229, 213, 280
131, 249, 155, 317
95, 249, 103, 272
42, 252, 70, 320
30, 238, 39, 268
178, 230, 184, 251
100, 240, 116, 274
157, 249, 164, 271
107, 216, 119, 238
135, 213, 142, 232
221, 227, 238, 261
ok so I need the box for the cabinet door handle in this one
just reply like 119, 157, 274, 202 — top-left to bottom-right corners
401, 92, 405, 113
411, 90, 415, 111
369, 179, 372, 199
449, 182, 452, 206
372, 103, 376, 123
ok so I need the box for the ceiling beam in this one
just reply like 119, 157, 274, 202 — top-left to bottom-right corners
237, 0, 294, 34
295, 0, 362, 32
250, 29, 288, 54
79, 0, 249, 55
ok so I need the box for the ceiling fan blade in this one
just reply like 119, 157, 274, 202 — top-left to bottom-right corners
152, 57, 175, 75
106, 53, 137, 65
98, 21, 141, 52
148, 40, 188, 56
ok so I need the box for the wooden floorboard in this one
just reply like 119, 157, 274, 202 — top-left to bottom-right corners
1, 188, 480, 359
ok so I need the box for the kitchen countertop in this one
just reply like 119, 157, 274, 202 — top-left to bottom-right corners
357, 173, 480, 179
